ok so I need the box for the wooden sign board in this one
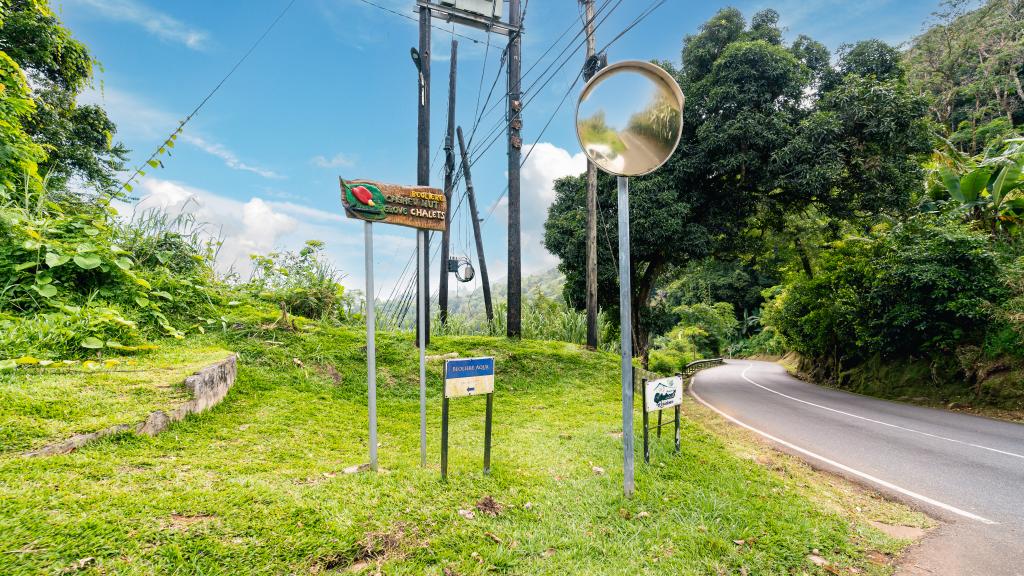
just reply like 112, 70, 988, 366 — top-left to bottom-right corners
644, 375, 683, 412
340, 178, 447, 231
444, 357, 495, 398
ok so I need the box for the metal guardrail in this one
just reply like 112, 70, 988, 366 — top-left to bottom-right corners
633, 358, 725, 387
682, 358, 725, 377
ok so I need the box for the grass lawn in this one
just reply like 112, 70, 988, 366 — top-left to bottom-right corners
0, 323, 927, 574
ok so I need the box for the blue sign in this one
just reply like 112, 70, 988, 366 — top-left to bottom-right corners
445, 357, 494, 379
444, 357, 495, 398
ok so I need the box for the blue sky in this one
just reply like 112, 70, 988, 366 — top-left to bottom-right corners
59, 0, 944, 302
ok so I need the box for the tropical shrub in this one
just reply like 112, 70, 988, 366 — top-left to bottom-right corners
762, 215, 1001, 366
245, 240, 351, 323
0, 183, 223, 359
925, 136, 1024, 235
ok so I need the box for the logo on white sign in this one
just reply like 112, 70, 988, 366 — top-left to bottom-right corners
645, 376, 683, 412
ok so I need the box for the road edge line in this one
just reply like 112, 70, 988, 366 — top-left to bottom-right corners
689, 374, 998, 526
737, 364, 1024, 461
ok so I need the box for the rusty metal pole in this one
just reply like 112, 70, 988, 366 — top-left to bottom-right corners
506, 0, 523, 338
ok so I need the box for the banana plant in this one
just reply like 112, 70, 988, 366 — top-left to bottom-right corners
927, 137, 1024, 234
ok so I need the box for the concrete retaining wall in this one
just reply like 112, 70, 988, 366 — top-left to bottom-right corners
26, 354, 237, 457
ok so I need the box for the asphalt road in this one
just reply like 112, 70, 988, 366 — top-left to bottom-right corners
689, 360, 1024, 575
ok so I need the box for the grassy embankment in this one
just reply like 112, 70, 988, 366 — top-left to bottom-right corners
775, 352, 1024, 424
0, 320, 929, 575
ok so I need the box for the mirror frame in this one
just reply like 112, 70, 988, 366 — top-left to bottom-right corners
575, 60, 685, 177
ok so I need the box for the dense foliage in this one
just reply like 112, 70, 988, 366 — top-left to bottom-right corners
545, 7, 931, 365
762, 217, 1003, 364
0, 0, 128, 196
905, 0, 1023, 154
0, 0, 228, 364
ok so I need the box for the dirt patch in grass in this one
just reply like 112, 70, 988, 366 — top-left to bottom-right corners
474, 496, 503, 517
166, 513, 216, 531
312, 523, 416, 574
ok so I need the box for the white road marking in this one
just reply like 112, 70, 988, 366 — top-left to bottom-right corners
690, 374, 998, 525
737, 363, 1024, 461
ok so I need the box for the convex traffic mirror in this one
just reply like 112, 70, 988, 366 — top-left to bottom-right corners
575, 60, 684, 177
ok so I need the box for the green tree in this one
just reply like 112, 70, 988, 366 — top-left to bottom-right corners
762, 217, 1001, 368
905, 0, 1024, 152
0, 0, 129, 196
0, 49, 44, 194
545, 9, 931, 364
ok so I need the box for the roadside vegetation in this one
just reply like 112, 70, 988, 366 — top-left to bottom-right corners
545, 1, 1024, 416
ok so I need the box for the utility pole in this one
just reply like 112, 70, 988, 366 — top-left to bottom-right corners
457, 126, 494, 323
582, 0, 599, 350
417, 4, 432, 345
439, 40, 458, 326
506, 0, 523, 338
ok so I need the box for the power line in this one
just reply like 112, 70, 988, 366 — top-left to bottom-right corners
598, 0, 667, 52
481, 0, 668, 223
117, 0, 298, 196
354, 0, 485, 44
466, 0, 624, 164
470, 0, 620, 146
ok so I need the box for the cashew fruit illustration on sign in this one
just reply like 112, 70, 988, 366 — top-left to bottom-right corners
341, 178, 387, 221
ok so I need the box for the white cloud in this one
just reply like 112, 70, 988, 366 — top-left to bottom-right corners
132, 179, 297, 274
78, 86, 177, 141
264, 200, 347, 224
311, 153, 356, 169
518, 142, 587, 274
126, 178, 416, 290
70, 0, 209, 49
78, 87, 283, 180
182, 134, 284, 179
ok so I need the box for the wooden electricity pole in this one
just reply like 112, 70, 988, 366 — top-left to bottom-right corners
417, 4, 431, 345
457, 126, 494, 323
506, 0, 523, 338
439, 40, 458, 326
582, 0, 599, 350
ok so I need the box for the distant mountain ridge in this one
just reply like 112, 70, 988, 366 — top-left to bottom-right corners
445, 267, 565, 318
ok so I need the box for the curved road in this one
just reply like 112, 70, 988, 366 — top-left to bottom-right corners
690, 360, 1024, 575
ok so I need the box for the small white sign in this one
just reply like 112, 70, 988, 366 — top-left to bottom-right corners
645, 376, 683, 412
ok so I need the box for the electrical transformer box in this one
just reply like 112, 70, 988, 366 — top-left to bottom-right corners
439, 0, 502, 19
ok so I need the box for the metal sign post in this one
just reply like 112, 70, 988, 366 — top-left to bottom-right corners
441, 357, 495, 480
574, 61, 685, 497
364, 222, 378, 471
418, 230, 428, 468
341, 179, 447, 472
617, 175, 634, 495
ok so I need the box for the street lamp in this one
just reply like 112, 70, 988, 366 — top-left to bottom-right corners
410, 47, 425, 105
